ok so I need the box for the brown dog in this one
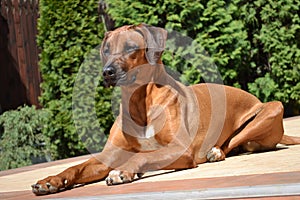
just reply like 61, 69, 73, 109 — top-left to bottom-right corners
32, 24, 300, 195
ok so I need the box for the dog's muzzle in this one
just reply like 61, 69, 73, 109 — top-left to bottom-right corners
103, 64, 138, 87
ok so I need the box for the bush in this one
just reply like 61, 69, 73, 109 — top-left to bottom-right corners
38, 0, 112, 159
0, 106, 51, 170
246, 0, 300, 116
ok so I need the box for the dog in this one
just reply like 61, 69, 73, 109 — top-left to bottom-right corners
32, 24, 300, 195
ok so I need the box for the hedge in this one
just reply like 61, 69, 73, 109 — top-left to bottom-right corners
37, 0, 113, 159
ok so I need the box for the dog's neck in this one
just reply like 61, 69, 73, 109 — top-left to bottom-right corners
120, 63, 166, 118
118, 63, 185, 137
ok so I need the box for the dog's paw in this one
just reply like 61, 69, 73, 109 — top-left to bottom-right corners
31, 176, 67, 195
105, 170, 135, 186
206, 146, 225, 162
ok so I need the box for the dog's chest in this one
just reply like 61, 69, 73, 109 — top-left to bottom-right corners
136, 124, 163, 151
135, 104, 167, 151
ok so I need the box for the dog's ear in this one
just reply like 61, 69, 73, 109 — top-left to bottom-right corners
136, 23, 167, 65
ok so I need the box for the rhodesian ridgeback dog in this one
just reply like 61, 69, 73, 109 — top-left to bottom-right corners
32, 24, 300, 195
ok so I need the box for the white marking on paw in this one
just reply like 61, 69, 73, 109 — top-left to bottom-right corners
106, 170, 123, 185
207, 147, 223, 162
109, 170, 121, 176
212, 147, 222, 157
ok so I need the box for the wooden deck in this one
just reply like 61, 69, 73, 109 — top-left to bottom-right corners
1, 116, 300, 199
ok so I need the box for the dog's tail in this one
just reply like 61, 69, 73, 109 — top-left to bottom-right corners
280, 135, 300, 145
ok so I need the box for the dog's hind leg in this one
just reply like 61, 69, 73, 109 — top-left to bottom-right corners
222, 101, 284, 155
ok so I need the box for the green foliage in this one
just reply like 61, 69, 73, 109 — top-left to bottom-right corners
247, 0, 300, 115
105, 0, 300, 115
248, 73, 279, 102
38, 0, 111, 159
0, 106, 51, 170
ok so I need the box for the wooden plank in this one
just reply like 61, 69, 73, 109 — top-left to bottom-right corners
11, 0, 40, 106
25, 0, 41, 106
22, 0, 40, 106
0, 0, 41, 110
5, 0, 18, 64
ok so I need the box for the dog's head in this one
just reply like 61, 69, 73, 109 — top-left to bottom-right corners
100, 24, 167, 87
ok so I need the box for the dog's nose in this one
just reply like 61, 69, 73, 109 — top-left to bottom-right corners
103, 66, 116, 79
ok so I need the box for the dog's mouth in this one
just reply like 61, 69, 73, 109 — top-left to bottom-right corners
103, 76, 117, 87
103, 67, 138, 87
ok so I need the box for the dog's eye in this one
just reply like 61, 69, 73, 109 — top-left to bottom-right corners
125, 44, 139, 53
104, 48, 110, 56
103, 45, 110, 56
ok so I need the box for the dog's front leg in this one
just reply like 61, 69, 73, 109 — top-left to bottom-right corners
105, 145, 196, 185
31, 156, 111, 195
31, 142, 129, 195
